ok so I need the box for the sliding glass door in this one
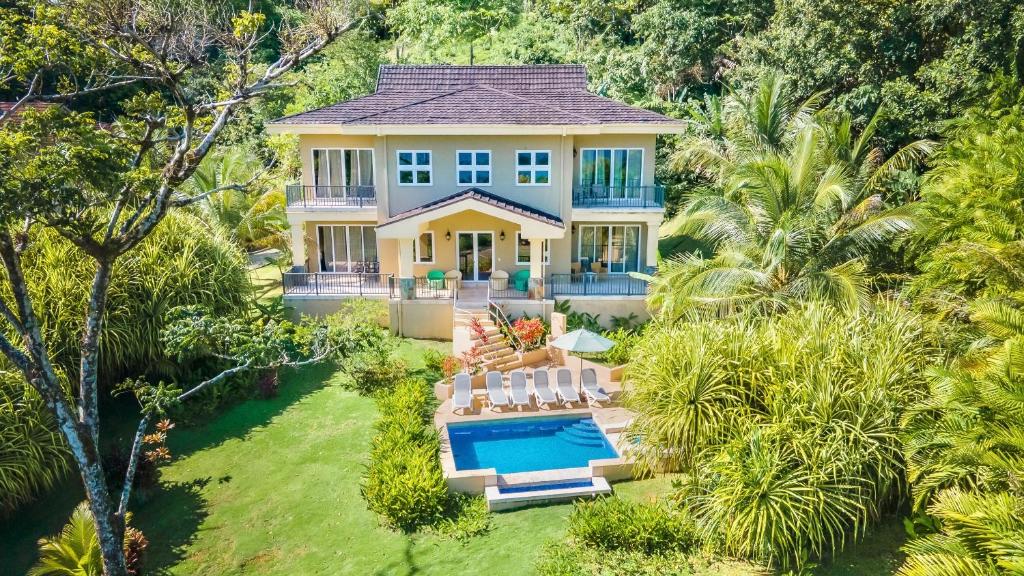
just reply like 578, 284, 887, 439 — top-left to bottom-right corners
580, 148, 643, 199
577, 225, 641, 273
317, 225, 378, 272
312, 149, 374, 198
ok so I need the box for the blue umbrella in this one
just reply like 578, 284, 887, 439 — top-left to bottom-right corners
549, 329, 615, 391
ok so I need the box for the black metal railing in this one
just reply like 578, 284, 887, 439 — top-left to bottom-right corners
285, 184, 377, 208
413, 276, 456, 299
548, 273, 649, 296
487, 277, 530, 299
282, 272, 394, 296
572, 184, 665, 208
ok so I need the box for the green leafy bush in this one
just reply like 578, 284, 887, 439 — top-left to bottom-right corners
599, 327, 644, 367
536, 541, 693, 576
29, 502, 147, 576
362, 378, 448, 531
568, 497, 695, 554
0, 375, 68, 514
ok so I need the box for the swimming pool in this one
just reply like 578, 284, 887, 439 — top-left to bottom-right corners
447, 416, 619, 474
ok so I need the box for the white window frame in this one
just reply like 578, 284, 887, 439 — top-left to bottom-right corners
455, 149, 492, 186
315, 224, 379, 273
310, 148, 375, 193
515, 150, 552, 186
396, 150, 433, 186
576, 224, 642, 274
414, 231, 435, 264
578, 147, 645, 191
515, 233, 550, 265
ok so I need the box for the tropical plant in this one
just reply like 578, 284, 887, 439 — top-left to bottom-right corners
0, 374, 69, 514
651, 73, 931, 318
28, 502, 146, 576
625, 303, 934, 568
510, 317, 545, 351
568, 497, 695, 554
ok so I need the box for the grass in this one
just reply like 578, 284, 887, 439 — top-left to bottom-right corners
3, 338, 907, 575
249, 263, 283, 302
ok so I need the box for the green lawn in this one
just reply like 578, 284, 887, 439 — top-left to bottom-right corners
4, 338, 905, 575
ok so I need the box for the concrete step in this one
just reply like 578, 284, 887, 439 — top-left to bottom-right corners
485, 477, 611, 511
475, 340, 509, 353
470, 328, 502, 341
483, 348, 516, 361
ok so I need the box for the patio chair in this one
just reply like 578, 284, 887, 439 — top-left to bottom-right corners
427, 269, 446, 289
512, 269, 530, 292
531, 369, 558, 408
490, 269, 509, 291
555, 368, 581, 405
580, 368, 611, 406
444, 269, 463, 290
485, 371, 509, 411
509, 371, 531, 408
452, 373, 473, 413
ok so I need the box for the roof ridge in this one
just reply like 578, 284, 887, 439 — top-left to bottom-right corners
477, 85, 598, 123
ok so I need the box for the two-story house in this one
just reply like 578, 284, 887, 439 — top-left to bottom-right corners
267, 64, 682, 339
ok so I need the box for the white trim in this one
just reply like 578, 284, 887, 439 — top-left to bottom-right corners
578, 147, 645, 189
314, 224, 379, 273
575, 224, 642, 274
515, 150, 552, 187
515, 232, 550, 265
310, 148, 375, 191
396, 149, 433, 186
414, 231, 435, 264
455, 231, 495, 281
455, 149, 492, 186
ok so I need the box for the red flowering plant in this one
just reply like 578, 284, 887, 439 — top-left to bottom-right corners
441, 355, 460, 382
468, 317, 490, 345
511, 317, 546, 352
460, 344, 484, 374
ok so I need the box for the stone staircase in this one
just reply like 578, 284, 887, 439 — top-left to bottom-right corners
453, 304, 522, 372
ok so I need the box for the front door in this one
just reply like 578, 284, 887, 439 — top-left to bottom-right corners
457, 232, 493, 281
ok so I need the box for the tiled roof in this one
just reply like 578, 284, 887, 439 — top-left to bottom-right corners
379, 188, 564, 229
271, 65, 681, 127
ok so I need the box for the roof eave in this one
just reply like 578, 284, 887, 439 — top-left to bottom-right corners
265, 122, 685, 136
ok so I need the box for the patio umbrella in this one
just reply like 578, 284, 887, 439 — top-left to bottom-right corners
549, 328, 615, 392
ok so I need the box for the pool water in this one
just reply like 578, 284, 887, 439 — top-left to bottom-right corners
448, 416, 619, 474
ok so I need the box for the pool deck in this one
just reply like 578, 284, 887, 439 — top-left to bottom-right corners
434, 354, 636, 496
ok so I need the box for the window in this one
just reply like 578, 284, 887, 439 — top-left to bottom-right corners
516, 233, 550, 265
397, 150, 432, 185
316, 225, 378, 273
516, 150, 551, 185
312, 149, 374, 197
415, 232, 434, 263
576, 225, 640, 273
456, 150, 491, 185
580, 148, 643, 196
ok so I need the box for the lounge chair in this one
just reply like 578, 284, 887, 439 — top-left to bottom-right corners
531, 369, 558, 408
581, 368, 611, 406
555, 368, 581, 405
485, 371, 509, 411
452, 373, 473, 413
509, 371, 531, 408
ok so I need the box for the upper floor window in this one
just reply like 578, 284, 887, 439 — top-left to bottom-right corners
516, 150, 551, 186
397, 150, 432, 185
516, 233, 550, 265
580, 148, 643, 190
312, 149, 374, 196
456, 150, 491, 186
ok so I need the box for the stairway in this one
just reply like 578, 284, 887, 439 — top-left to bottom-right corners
453, 305, 522, 372
554, 420, 609, 448
485, 476, 612, 511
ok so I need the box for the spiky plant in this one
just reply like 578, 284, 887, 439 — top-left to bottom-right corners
28, 502, 102, 576
0, 373, 69, 513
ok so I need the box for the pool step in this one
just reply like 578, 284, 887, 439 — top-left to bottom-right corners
485, 476, 611, 511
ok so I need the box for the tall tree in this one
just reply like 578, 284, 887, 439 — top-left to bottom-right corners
0, 1, 361, 574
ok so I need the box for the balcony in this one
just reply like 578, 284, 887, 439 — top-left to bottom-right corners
572, 185, 665, 209
548, 273, 649, 296
283, 271, 394, 297
285, 184, 377, 209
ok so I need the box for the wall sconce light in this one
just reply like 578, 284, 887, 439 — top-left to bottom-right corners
499, 230, 505, 241
445, 230, 451, 241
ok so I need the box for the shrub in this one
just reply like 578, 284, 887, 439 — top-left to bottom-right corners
0, 375, 68, 515
362, 378, 449, 531
28, 502, 146, 576
599, 327, 644, 367
568, 497, 695, 555
535, 541, 694, 576
325, 301, 407, 395
511, 317, 546, 351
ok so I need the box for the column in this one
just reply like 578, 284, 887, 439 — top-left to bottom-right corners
290, 222, 306, 270
528, 237, 545, 300
397, 237, 416, 299
644, 220, 660, 274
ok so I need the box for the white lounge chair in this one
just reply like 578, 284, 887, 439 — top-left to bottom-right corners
555, 368, 581, 405
581, 368, 611, 406
452, 373, 473, 413
532, 369, 558, 408
485, 371, 509, 411
509, 371, 531, 408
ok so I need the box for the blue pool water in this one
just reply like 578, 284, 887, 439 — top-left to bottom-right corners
497, 479, 595, 494
448, 416, 618, 474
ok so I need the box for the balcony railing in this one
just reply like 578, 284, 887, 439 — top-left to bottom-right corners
285, 184, 377, 209
283, 271, 394, 296
548, 273, 649, 296
572, 185, 665, 208
413, 277, 456, 299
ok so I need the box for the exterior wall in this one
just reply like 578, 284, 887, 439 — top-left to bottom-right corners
390, 300, 454, 339
555, 296, 650, 329
285, 297, 391, 322
384, 134, 566, 217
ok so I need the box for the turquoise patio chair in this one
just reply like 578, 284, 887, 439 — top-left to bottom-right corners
512, 269, 530, 292
427, 269, 446, 289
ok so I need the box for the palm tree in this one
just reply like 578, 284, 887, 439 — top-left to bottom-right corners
29, 502, 102, 576
651, 73, 932, 318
